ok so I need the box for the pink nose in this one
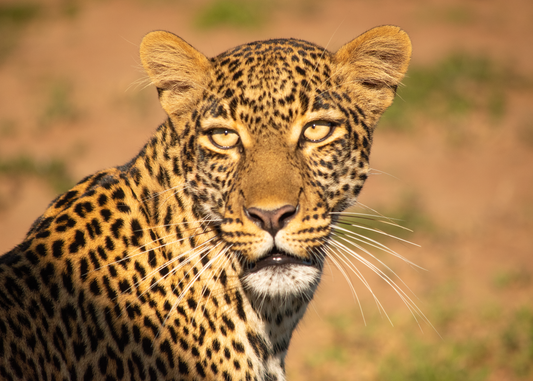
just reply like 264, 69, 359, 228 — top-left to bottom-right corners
244, 205, 297, 237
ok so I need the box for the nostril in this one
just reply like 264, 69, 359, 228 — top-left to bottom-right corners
276, 205, 297, 227
245, 205, 298, 236
245, 208, 266, 229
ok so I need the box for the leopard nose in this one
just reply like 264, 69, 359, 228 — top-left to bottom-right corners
245, 205, 298, 237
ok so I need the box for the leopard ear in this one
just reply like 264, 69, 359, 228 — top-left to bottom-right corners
140, 31, 211, 115
334, 25, 412, 110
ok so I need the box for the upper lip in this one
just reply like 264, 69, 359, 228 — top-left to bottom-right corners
247, 249, 313, 273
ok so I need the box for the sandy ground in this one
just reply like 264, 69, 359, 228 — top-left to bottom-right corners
1, 0, 532, 379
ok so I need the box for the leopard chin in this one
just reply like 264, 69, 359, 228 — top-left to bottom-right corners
242, 249, 323, 299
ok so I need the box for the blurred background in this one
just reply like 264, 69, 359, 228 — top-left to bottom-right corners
0, 0, 532, 379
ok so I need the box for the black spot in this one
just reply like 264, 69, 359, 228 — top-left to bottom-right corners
40, 262, 55, 285
118, 279, 131, 294
117, 202, 131, 214
232, 340, 245, 353
111, 219, 124, 239
35, 230, 51, 239
55, 214, 77, 232
142, 337, 153, 356
299, 90, 309, 115
35, 243, 47, 257
212, 338, 221, 353
195, 362, 206, 378
89, 279, 101, 296
25, 274, 39, 291
112, 188, 126, 200
159, 340, 175, 369
234, 291, 247, 322
54, 190, 79, 209
191, 346, 200, 357
97, 194, 108, 206
98, 355, 108, 375
69, 230, 86, 253
184, 298, 198, 313
246, 330, 269, 360
100, 209, 112, 222
148, 250, 157, 268
25, 250, 39, 265
156, 358, 167, 376
74, 201, 94, 218
130, 219, 144, 246
105, 236, 115, 251
62, 271, 74, 295
178, 357, 189, 375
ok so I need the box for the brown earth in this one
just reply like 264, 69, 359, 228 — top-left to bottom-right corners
1, 0, 532, 380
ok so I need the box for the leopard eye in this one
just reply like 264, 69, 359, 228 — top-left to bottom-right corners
302, 121, 335, 142
208, 128, 240, 149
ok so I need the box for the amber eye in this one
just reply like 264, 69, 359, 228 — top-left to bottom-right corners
302, 121, 334, 142
208, 128, 240, 149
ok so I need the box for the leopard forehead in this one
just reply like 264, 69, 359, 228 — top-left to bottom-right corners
200, 39, 337, 134
213, 38, 330, 88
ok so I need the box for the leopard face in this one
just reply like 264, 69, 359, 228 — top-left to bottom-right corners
0, 26, 411, 381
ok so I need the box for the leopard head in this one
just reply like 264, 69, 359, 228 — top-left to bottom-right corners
140, 26, 411, 305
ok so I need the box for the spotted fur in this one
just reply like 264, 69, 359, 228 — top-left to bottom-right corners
0, 26, 411, 381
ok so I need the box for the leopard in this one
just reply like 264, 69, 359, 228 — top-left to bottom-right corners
0, 25, 412, 381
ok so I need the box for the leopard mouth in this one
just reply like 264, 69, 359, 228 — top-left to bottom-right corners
247, 250, 314, 273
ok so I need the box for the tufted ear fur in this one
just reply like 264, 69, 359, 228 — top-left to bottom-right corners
140, 31, 212, 116
334, 25, 412, 113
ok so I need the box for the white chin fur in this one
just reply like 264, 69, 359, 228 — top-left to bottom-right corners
243, 264, 321, 298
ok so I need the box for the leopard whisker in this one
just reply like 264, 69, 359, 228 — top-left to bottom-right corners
332, 226, 422, 267
114, 241, 217, 321
134, 219, 223, 232
329, 238, 434, 332
157, 242, 230, 338
336, 220, 416, 245
319, 245, 368, 324
329, 240, 396, 323
157, 186, 192, 209
354, 201, 397, 221
88, 229, 214, 273
331, 224, 403, 255
328, 239, 397, 323
331, 210, 405, 224
331, 232, 421, 298
191, 249, 234, 320
141, 183, 190, 202
334, 212, 413, 233
367, 167, 401, 180
168, 240, 225, 305
135, 214, 219, 234
126, 238, 218, 299
336, 216, 412, 233
305, 21, 343, 92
